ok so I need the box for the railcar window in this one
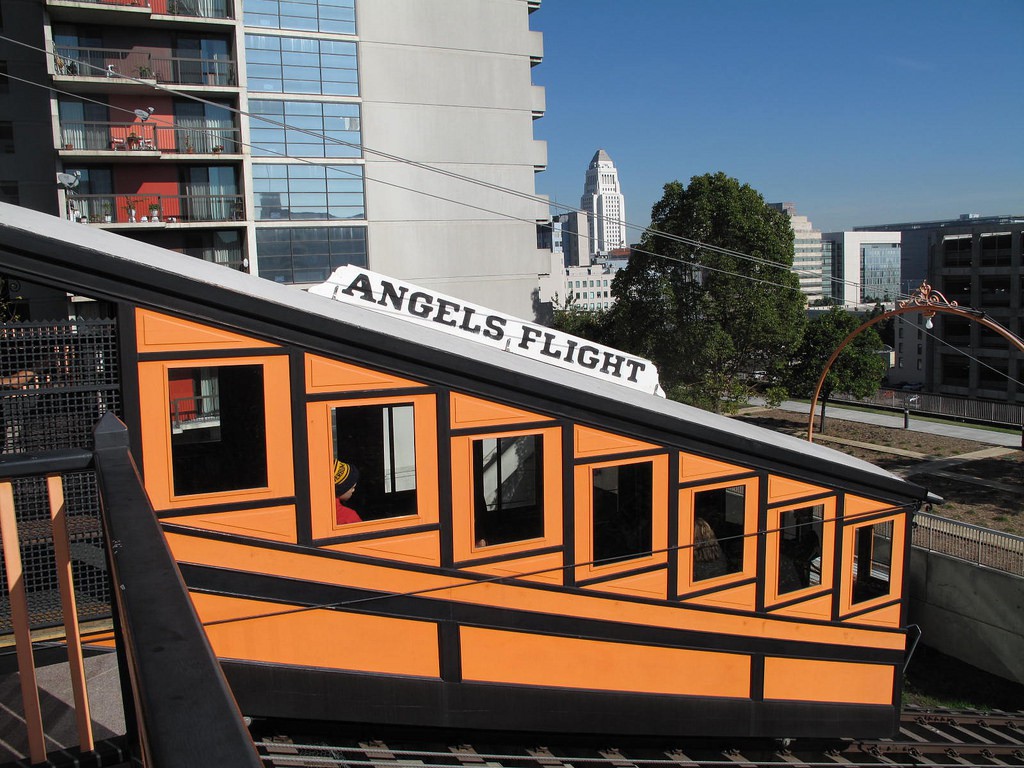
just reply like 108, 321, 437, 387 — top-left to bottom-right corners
592, 462, 653, 565
332, 403, 417, 523
472, 434, 543, 546
777, 504, 824, 595
692, 485, 745, 580
169, 365, 268, 495
852, 521, 892, 603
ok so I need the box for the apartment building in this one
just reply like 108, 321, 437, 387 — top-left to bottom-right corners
0, 0, 548, 319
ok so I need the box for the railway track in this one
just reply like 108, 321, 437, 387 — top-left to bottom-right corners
255, 709, 1024, 768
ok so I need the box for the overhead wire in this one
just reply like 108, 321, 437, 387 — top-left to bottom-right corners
0, 34, 1020, 383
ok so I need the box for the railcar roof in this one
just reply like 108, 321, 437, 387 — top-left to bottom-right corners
0, 202, 929, 501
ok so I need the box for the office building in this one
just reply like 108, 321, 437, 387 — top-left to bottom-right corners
579, 149, 626, 257
820, 231, 901, 307
770, 202, 823, 303
0, 0, 548, 319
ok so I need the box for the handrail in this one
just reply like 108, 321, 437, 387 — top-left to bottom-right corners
92, 412, 262, 767
912, 511, 1024, 577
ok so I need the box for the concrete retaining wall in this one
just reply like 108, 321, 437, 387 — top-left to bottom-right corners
908, 547, 1024, 685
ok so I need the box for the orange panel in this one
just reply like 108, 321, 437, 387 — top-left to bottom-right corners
583, 568, 667, 600
450, 426, 563, 563
844, 495, 896, 519
763, 498, 836, 608
574, 455, 670, 582
848, 602, 903, 628
683, 582, 757, 611
328, 530, 441, 567
305, 353, 424, 393
839, 515, 906, 622
763, 657, 894, 705
307, 394, 439, 541
164, 533, 908, 652
135, 308, 276, 353
771, 593, 833, 621
169, 506, 297, 543
677, 478, 759, 598
574, 425, 657, 458
767, 476, 829, 504
461, 626, 750, 698
679, 453, 747, 482
193, 592, 440, 677
450, 392, 551, 429
464, 550, 565, 585
138, 356, 295, 511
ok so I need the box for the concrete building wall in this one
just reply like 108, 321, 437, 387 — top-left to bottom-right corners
821, 230, 902, 307
908, 548, 1024, 685
357, 0, 549, 319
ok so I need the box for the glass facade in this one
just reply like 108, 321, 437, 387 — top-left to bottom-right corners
256, 225, 367, 283
245, 34, 358, 95
243, 0, 355, 35
860, 243, 900, 303
253, 163, 364, 221
250, 99, 360, 158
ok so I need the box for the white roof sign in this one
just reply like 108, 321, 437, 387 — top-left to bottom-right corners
311, 266, 665, 397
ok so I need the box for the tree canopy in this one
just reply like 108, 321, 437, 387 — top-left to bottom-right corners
786, 307, 887, 431
604, 173, 806, 412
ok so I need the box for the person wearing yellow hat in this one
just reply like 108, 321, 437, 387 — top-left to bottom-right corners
334, 459, 362, 524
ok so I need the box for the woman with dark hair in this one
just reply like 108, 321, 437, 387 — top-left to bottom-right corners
693, 517, 728, 581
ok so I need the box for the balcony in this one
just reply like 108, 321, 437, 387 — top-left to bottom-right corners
67, 193, 245, 225
47, 0, 233, 21
54, 47, 236, 87
60, 120, 240, 155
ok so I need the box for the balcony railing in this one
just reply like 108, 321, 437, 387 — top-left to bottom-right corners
67, 193, 245, 224
60, 120, 240, 154
182, 246, 247, 271
54, 46, 236, 86
49, 0, 233, 19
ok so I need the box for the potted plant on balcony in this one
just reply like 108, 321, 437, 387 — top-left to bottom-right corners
148, 203, 161, 222
136, 64, 154, 80
124, 198, 140, 223
102, 201, 112, 223
126, 131, 141, 150
212, 144, 224, 154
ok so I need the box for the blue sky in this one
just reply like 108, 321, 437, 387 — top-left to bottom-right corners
529, 1, 1024, 234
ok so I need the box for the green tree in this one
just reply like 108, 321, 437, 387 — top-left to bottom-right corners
550, 291, 611, 343
786, 307, 886, 432
606, 173, 806, 412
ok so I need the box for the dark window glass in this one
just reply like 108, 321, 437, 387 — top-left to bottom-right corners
169, 365, 267, 495
592, 462, 652, 565
255, 225, 367, 284
0, 180, 16, 205
693, 485, 746, 579
852, 522, 892, 604
473, 435, 543, 547
332, 403, 416, 523
777, 505, 823, 595
941, 355, 970, 387
0, 122, 12, 153
942, 236, 972, 267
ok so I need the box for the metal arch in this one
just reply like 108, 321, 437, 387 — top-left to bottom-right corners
806, 288, 1024, 442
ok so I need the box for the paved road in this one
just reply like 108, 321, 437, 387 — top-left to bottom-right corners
748, 399, 1023, 449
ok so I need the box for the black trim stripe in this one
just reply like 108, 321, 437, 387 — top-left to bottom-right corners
575, 561, 666, 589
306, 386, 436, 403
312, 522, 440, 547
678, 471, 758, 490
157, 497, 297, 519
137, 347, 290, 362
454, 544, 563, 569
450, 420, 559, 437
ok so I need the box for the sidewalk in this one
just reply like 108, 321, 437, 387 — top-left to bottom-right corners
747, 399, 1023, 449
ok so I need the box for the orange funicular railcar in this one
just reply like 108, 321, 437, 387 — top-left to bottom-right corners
0, 203, 934, 739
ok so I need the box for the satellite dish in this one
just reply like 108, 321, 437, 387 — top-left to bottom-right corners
134, 107, 155, 121
56, 171, 81, 189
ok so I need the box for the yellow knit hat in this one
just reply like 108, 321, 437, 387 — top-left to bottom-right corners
333, 460, 359, 493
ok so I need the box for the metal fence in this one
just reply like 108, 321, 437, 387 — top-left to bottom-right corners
0, 319, 120, 634
912, 512, 1024, 577
835, 388, 1024, 427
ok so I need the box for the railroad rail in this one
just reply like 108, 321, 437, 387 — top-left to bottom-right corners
253, 709, 1024, 768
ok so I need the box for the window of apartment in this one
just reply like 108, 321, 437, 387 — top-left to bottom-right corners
980, 276, 1011, 307
851, 520, 893, 605
180, 165, 240, 222
978, 358, 1009, 391
243, 0, 356, 35
245, 34, 358, 96
174, 99, 236, 153
250, 99, 361, 158
472, 434, 544, 547
169, 365, 268, 496
980, 233, 1012, 267
942, 276, 971, 305
592, 461, 653, 565
256, 225, 367, 284
0, 122, 12, 153
332, 402, 417, 524
253, 163, 364, 221
942, 316, 971, 346
942, 235, 972, 267
941, 355, 970, 387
